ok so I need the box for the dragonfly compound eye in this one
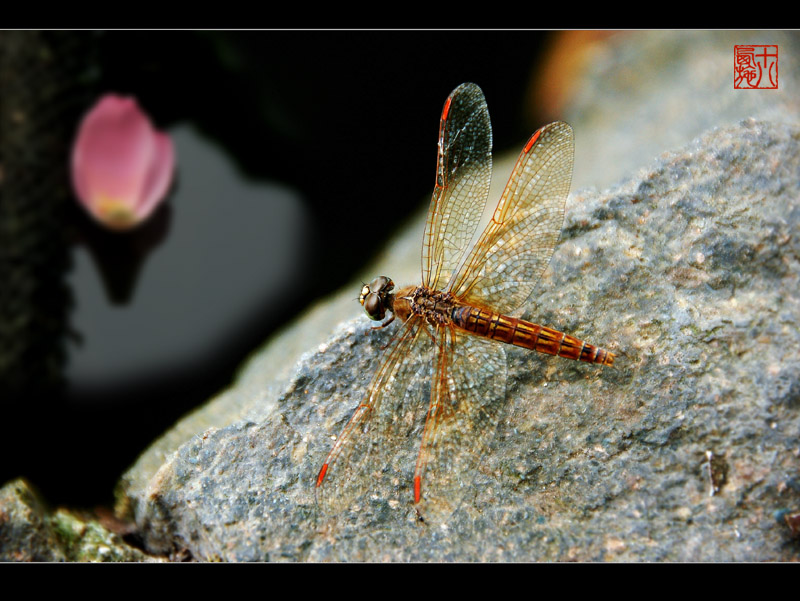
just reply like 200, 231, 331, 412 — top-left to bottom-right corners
368, 276, 394, 294
363, 293, 386, 321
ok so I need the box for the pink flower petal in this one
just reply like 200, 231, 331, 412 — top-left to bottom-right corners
71, 94, 175, 230
137, 131, 175, 220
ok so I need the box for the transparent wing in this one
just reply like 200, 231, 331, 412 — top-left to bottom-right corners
315, 315, 435, 517
449, 121, 574, 315
422, 82, 493, 292
413, 327, 507, 523
316, 320, 508, 523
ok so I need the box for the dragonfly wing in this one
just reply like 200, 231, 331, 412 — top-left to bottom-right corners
316, 315, 436, 517
422, 82, 493, 292
413, 327, 507, 523
449, 121, 574, 315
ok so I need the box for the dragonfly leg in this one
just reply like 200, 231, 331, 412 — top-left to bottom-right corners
371, 313, 395, 330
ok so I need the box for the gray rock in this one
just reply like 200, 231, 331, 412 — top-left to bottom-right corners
0, 478, 159, 562
120, 117, 800, 561
117, 31, 800, 561
566, 30, 800, 192
0, 479, 66, 561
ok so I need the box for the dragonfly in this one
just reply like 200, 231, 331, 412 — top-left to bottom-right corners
316, 82, 614, 523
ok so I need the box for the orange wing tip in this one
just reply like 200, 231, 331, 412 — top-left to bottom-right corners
316, 464, 329, 487
523, 128, 543, 153
441, 96, 453, 121
414, 476, 422, 504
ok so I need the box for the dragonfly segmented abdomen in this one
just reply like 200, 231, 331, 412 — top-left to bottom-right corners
451, 305, 615, 366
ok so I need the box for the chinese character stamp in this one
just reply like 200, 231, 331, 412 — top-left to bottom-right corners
734, 44, 778, 89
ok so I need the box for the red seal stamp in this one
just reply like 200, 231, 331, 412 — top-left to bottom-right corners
734, 45, 778, 89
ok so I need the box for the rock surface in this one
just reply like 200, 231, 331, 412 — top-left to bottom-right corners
119, 115, 800, 561
563, 30, 800, 192
4, 29, 799, 563
0, 478, 159, 562
106, 31, 800, 561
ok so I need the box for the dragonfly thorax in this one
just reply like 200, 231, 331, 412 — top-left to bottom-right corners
395, 285, 458, 326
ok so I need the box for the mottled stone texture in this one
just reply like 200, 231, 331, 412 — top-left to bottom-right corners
115, 31, 800, 561
120, 118, 800, 561
7, 30, 797, 562
0, 479, 157, 562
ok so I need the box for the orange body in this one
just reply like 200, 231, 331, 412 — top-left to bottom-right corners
392, 284, 614, 366
451, 304, 614, 366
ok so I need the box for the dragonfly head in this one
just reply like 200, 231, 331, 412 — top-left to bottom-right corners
360, 276, 395, 321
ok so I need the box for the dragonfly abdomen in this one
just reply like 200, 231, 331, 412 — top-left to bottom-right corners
451, 305, 614, 366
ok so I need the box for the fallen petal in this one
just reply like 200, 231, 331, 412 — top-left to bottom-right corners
71, 94, 175, 230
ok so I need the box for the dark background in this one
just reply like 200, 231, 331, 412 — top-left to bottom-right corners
0, 30, 553, 509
